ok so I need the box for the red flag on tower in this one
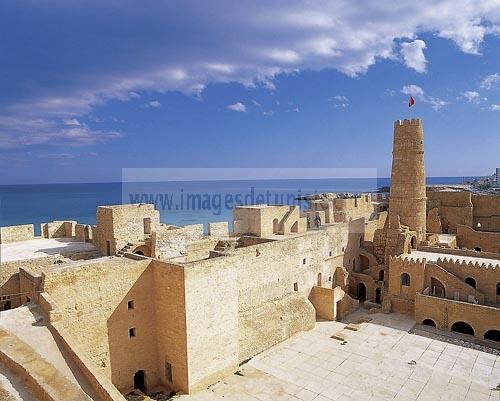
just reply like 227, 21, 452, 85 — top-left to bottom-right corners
408, 96, 415, 107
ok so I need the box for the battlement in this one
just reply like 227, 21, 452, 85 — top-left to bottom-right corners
394, 118, 422, 127
435, 256, 500, 270
389, 255, 427, 267
392, 254, 500, 270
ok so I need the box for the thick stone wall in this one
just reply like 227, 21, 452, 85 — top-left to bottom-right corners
433, 257, 500, 303
156, 224, 204, 260
0, 256, 62, 310
42, 257, 160, 394
457, 224, 500, 253
0, 224, 34, 244
94, 204, 160, 255
41, 220, 77, 239
207, 222, 229, 237
415, 294, 500, 340
183, 260, 239, 392
233, 205, 306, 237
472, 194, 500, 232
152, 260, 189, 393
426, 191, 473, 234
387, 257, 426, 314
183, 223, 351, 366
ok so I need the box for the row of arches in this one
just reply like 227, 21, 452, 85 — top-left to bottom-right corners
400, 273, 447, 298
463, 278, 500, 296
355, 283, 382, 304
422, 319, 500, 342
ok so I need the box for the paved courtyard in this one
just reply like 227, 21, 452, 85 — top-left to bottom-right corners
178, 311, 500, 401
0, 238, 95, 262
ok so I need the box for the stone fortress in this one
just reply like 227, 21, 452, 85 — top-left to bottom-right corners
0, 118, 499, 401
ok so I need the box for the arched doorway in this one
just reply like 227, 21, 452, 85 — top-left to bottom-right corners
451, 321, 474, 336
410, 236, 417, 249
273, 218, 279, 234
465, 277, 476, 288
430, 277, 445, 297
360, 255, 370, 269
356, 283, 366, 302
134, 370, 145, 393
484, 330, 500, 342
375, 287, 381, 303
132, 245, 151, 257
422, 319, 436, 327
378, 269, 384, 282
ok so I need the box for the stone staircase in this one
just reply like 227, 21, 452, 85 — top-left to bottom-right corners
0, 327, 93, 401
117, 233, 152, 256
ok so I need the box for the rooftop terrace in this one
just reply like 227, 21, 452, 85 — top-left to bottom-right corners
404, 250, 500, 266
0, 238, 96, 263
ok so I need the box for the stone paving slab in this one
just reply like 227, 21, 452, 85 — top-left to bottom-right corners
176, 311, 500, 401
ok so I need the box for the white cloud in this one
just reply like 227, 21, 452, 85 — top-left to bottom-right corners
400, 40, 427, 73
3, 0, 500, 147
148, 100, 161, 108
401, 85, 449, 110
0, 116, 121, 150
329, 95, 350, 108
227, 102, 247, 112
481, 73, 500, 89
267, 49, 300, 64
63, 118, 81, 126
491, 104, 500, 111
461, 90, 486, 104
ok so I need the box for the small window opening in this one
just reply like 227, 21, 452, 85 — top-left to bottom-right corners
302, 258, 306, 265
129, 328, 136, 338
293, 282, 298, 291
165, 361, 173, 383
127, 300, 135, 310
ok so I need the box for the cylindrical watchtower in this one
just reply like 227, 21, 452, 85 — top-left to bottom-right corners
389, 118, 426, 241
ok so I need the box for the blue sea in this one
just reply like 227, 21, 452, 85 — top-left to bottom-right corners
0, 177, 469, 235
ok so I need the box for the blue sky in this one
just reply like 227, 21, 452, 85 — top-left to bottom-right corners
0, 0, 499, 184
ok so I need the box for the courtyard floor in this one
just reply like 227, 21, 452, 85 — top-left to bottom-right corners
178, 311, 500, 401
0, 237, 95, 262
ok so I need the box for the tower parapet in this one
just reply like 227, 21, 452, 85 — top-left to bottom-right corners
389, 118, 426, 241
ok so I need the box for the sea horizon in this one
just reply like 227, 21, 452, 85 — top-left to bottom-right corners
0, 176, 476, 234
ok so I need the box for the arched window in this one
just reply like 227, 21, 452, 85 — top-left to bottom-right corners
401, 273, 411, 286
451, 321, 474, 336
378, 270, 385, 281
410, 236, 417, 249
484, 330, 500, 342
465, 277, 476, 288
